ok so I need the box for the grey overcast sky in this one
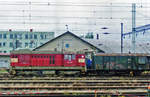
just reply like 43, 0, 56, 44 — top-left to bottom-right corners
0, 0, 150, 41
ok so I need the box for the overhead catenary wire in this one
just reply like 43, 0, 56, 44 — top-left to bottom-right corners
0, 1, 149, 40
0, 1, 149, 8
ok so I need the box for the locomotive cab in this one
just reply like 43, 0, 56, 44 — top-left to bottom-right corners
64, 54, 76, 66
63, 54, 85, 67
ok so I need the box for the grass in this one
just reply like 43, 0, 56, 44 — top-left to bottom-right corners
0, 68, 9, 74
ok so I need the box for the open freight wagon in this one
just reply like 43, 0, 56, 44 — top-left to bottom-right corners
88, 53, 150, 75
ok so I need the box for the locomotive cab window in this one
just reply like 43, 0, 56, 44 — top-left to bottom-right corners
68, 55, 71, 61
72, 55, 75, 60
64, 55, 68, 60
64, 54, 76, 60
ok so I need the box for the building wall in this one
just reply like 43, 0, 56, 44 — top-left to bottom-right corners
0, 31, 54, 53
35, 33, 97, 53
0, 56, 10, 68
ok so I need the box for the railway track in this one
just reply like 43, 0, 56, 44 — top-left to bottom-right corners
0, 77, 149, 96
1, 75, 150, 80
0, 79, 150, 83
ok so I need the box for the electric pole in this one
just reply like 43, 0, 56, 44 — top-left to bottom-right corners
132, 3, 136, 53
121, 23, 123, 53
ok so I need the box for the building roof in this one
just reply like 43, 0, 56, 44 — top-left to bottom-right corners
33, 31, 104, 53
0, 53, 10, 56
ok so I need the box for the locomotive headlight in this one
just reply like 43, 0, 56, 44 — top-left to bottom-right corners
78, 58, 85, 63
11, 58, 18, 63
81, 55, 84, 58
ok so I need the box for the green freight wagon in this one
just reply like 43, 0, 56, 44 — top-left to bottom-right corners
88, 53, 150, 75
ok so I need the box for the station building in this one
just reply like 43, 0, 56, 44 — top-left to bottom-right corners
33, 31, 104, 53
0, 29, 54, 53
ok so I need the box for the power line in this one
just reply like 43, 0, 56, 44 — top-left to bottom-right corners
0, 2, 150, 8
0, 9, 131, 13
0, 2, 139, 7
0, 15, 147, 19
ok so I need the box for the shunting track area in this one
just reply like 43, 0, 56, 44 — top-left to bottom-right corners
0, 76, 149, 96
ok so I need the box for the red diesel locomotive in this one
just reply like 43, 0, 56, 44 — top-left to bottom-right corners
10, 49, 86, 75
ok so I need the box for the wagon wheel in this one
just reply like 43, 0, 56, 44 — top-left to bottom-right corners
129, 71, 134, 76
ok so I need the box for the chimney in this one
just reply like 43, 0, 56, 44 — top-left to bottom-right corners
30, 29, 33, 32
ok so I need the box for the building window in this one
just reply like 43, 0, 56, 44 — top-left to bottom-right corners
29, 34, 32, 39
40, 34, 44, 39
4, 51, 6, 53
0, 34, 2, 39
25, 34, 28, 39
5, 60, 8, 63
0, 43, 1, 47
29, 43, 33, 48
15, 40, 20, 48
10, 34, 13, 39
45, 34, 47, 39
16, 41, 22, 48
3, 34, 7, 39
65, 44, 69, 48
19, 43, 22, 48
14, 34, 17, 39
3, 42, 6, 46
18, 34, 22, 39
9, 42, 13, 47
25, 43, 28, 47
34, 34, 37, 39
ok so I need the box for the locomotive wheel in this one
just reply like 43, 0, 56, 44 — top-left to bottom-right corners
9, 69, 16, 76
55, 70, 60, 76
